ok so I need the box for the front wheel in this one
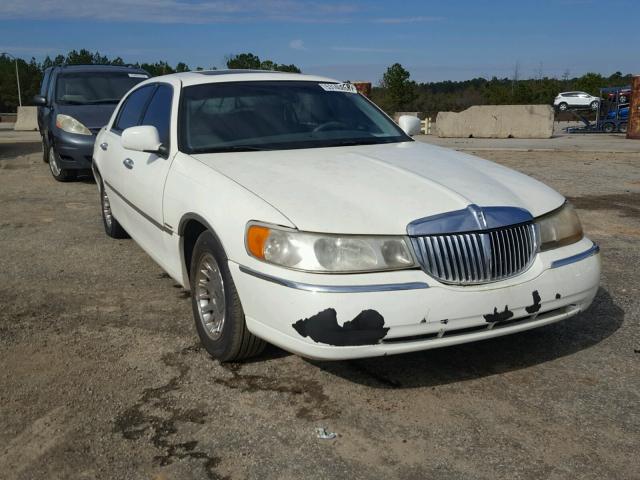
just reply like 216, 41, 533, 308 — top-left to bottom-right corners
557, 102, 568, 112
190, 231, 266, 362
42, 137, 48, 163
603, 122, 615, 133
590, 100, 599, 111
48, 145, 76, 182
619, 122, 628, 134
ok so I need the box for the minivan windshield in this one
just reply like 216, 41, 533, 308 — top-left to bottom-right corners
179, 81, 410, 153
55, 72, 148, 105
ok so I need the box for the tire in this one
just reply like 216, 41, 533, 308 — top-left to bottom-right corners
99, 179, 129, 239
42, 137, 48, 163
557, 102, 568, 112
619, 122, 628, 134
590, 100, 599, 111
603, 122, 615, 134
619, 95, 628, 104
190, 230, 266, 362
47, 145, 76, 182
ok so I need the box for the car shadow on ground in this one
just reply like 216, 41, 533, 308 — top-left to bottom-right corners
308, 287, 623, 389
0, 141, 42, 160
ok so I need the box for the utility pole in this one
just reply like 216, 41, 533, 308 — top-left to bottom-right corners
1, 52, 22, 107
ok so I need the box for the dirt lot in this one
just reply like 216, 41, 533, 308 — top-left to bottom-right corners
0, 133, 639, 480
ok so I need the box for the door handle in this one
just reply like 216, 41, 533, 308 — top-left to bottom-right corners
123, 158, 134, 170
100, 142, 108, 151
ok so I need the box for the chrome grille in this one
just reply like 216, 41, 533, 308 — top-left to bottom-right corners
411, 223, 537, 285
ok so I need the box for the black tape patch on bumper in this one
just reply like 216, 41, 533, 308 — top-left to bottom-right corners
292, 308, 389, 346
525, 290, 542, 314
483, 305, 514, 323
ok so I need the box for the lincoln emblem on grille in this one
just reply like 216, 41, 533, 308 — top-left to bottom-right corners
407, 205, 539, 285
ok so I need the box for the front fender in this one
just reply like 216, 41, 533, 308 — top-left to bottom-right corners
164, 152, 295, 284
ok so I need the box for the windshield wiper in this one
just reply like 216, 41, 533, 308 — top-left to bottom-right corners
329, 138, 385, 147
85, 99, 120, 105
196, 145, 269, 153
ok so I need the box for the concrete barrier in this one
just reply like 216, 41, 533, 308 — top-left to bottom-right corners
13, 106, 38, 131
435, 105, 554, 138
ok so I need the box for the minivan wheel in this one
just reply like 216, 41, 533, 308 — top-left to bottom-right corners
99, 180, 129, 239
48, 145, 76, 182
42, 138, 49, 163
190, 230, 266, 362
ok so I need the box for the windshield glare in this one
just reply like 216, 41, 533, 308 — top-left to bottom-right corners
179, 81, 410, 153
55, 72, 147, 105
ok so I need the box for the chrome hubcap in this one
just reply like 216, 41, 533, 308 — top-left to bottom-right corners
102, 188, 113, 228
195, 253, 226, 340
49, 148, 61, 176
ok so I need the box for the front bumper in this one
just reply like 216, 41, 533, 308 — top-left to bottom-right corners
51, 129, 96, 170
231, 237, 601, 360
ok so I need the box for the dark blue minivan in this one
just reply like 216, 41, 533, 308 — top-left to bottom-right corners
34, 65, 149, 181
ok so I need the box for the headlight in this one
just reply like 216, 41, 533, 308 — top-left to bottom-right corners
535, 202, 583, 251
246, 223, 416, 273
55, 114, 92, 135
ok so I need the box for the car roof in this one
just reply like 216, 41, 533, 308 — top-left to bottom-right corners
51, 64, 149, 75
145, 69, 340, 87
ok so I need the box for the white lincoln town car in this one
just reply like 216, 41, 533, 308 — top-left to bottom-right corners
92, 71, 601, 361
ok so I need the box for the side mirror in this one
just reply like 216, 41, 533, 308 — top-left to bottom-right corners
122, 126, 166, 156
398, 115, 421, 136
33, 95, 47, 106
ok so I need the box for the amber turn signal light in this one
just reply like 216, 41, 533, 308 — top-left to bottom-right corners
246, 225, 271, 259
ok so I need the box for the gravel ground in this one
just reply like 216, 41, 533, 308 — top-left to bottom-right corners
0, 137, 638, 480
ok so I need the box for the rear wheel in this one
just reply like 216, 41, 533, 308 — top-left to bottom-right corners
619, 122, 628, 134
590, 100, 599, 111
190, 230, 266, 362
48, 145, 76, 182
619, 95, 628, 104
99, 180, 129, 239
603, 122, 615, 133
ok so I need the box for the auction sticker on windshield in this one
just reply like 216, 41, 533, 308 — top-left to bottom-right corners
319, 83, 358, 93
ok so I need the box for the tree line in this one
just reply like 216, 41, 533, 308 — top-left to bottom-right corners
373, 63, 634, 116
0, 50, 634, 116
0, 49, 299, 112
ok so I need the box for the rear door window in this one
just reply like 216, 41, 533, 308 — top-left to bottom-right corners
113, 85, 155, 133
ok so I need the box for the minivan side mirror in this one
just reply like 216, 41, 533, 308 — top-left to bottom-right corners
398, 115, 422, 136
122, 126, 167, 157
33, 95, 47, 106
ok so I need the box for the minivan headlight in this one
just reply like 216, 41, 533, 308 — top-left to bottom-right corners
535, 202, 583, 251
56, 114, 92, 135
246, 223, 416, 273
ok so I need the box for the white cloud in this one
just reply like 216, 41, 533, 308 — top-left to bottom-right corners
0, 0, 360, 24
331, 46, 402, 53
372, 16, 443, 24
289, 39, 306, 50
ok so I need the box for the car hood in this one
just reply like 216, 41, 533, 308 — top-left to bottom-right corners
193, 141, 565, 235
54, 104, 117, 130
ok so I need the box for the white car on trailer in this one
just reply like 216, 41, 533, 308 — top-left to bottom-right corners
92, 70, 601, 361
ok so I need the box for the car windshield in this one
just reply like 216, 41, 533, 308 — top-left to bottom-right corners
55, 72, 148, 105
179, 81, 410, 153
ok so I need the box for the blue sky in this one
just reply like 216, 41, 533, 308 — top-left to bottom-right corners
0, 0, 637, 82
